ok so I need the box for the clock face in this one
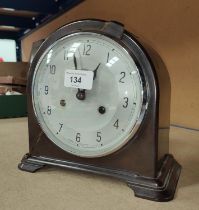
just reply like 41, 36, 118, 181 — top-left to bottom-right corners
32, 32, 146, 157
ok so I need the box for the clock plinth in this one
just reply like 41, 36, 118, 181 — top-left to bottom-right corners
19, 154, 181, 202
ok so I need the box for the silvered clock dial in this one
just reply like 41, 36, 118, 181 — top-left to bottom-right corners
32, 32, 146, 157
19, 19, 181, 202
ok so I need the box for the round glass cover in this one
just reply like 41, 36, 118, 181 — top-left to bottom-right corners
32, 32, 145, 157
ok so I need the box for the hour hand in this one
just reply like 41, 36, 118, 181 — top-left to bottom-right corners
73, 54, 78, 70
75, 63, 100, 101
93, 63, 101, 80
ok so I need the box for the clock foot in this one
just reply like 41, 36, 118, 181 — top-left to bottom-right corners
127, 155, 181, 202
18, 154, 45, 173
17, 154, 181, 201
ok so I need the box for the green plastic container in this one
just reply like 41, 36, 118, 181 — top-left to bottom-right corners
0, 95, 27, 118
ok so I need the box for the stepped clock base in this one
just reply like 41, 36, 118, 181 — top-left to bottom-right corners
18, 154, 181, 202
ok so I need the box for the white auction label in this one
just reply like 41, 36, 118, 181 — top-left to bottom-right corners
64, 69, 94, 90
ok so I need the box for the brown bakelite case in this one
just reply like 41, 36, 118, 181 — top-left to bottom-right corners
18, 20, 181, 202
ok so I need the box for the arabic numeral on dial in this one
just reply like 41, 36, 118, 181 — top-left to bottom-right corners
113, 119, 119, 129
58, 123, 63, 132
83, 44, 91, 55
49, 65, 56, 74
123, 97, 128, 108
119, 72, 126, 83
44, 86, 48, 95
96, 132, 102, 142
47, 106, 51, 115
76, 133, 81, 142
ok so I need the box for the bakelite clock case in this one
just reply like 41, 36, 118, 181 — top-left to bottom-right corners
18, 19, 181, 202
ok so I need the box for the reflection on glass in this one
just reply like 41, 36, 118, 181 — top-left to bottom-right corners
130, 71, 137, 75
46, 49, 53, 64
67, 42, 81, 58
106, 56, 119, 67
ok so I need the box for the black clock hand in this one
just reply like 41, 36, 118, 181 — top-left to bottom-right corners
73, 54, 78, 70
75, 60, 100, 101
93, 63, 101, 80
74, 54, 86, 100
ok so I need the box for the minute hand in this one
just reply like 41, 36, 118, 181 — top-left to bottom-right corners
73, 54, 86, 100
